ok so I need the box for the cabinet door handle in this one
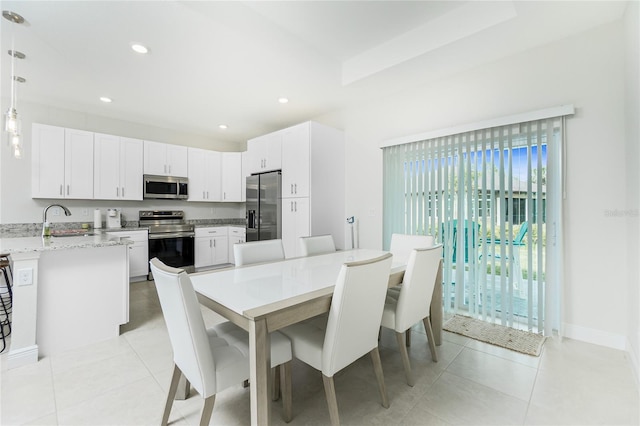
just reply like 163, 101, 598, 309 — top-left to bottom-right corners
168, 165, 172, 174
213, 239, 216, 248
66, 185, 70, 195
60, 185, 63, 196
290, 201, 294, 212
116, 187, 119, 197
122, 187, 125, 197
294, 183, 297, 194
164, 165, 167, 174
209, 240, 212, 248
207, 191, 209, 199
295, 201, 297, 212
290, 184, 293, 194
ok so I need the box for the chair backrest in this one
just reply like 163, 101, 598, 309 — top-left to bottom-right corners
322, 253, 393, 377
394, 245, 443, 332
513, 221, 528, 245
150, 258, 217, 397
234, 239, 285, 266
299, 234, 336, 257
389, 234, 434, 264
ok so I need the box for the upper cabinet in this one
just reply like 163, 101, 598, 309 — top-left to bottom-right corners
32, 124, 94, 199
144, 140, 188, 177
188, 148, 221, 202
221, 152, 242, 202
246, 131, 281, 174
281, 123, 310, 198
94, 133, 143, 200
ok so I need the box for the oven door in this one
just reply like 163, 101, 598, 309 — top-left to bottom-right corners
148, 233, 195, 270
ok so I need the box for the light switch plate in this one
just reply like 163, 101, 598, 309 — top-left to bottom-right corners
17, 268, 33, 286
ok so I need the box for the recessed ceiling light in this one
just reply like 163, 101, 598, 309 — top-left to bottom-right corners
131, 43, 149, 54
99, 97, 112, 103
219, 124, 228, 130
278, 97, 289, 104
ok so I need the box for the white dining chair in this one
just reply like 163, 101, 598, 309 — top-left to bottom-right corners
280, 253, 393, 426
380, 245, 441, 386
149, 258, 293, 425
299, 234, 336, 257
387, 233, 435, 345
389, 233, 435, 264
233, 239, 285, 266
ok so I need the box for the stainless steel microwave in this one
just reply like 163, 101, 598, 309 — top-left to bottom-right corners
143, 175, 188, 200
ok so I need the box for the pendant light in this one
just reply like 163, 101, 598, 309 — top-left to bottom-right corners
3, 10, 26, 159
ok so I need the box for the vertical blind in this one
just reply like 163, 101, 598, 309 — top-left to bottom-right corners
383, 118, 565, 333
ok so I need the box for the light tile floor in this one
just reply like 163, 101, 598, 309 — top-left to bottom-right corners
1, 280, 639, 425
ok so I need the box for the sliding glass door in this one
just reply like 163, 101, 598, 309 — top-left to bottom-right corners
383, 118, 565, 333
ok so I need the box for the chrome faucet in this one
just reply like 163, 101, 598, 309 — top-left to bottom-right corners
42, 204, 72, 237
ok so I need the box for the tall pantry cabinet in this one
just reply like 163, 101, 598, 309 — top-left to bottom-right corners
279, 121, 345, 258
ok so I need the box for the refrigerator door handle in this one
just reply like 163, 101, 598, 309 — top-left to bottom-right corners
247, 210, 257, 229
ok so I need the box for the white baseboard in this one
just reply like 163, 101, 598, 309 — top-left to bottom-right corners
562, 322, 627, 350
7, 345, 39, 369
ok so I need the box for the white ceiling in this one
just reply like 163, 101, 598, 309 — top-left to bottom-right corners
0, 1, 627, 146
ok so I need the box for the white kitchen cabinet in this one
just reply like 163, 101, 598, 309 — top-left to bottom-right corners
32, 124, 94, 199
222, 152, 242, 202
144, 140, 188, 177
227, 226, 246, 265
247, 131, 282, 174
195, 227, 229, 268
106, 230, 149, 281
281, 123, 310, 198
94, 133, 143, 200
188, 148, 221, 202
282, 197, 310, 258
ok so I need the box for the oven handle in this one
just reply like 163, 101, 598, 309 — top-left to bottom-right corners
148, 232, 195, 240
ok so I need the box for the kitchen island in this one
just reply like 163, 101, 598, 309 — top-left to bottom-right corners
0, 234, 131, 368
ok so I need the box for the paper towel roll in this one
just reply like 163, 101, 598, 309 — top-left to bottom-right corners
93, 209, 102, 229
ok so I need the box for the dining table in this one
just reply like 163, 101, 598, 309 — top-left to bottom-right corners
189, 248, 443, 426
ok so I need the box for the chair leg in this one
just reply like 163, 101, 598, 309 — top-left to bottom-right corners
162, 364, 182, 426
423, 317, 438, 362
369, 347, 390, 408
322, 374, 340, 426
199, 395, 216, 426
395, 332, 414, 386
271, 365, 281, 401
281, 361, 293, 423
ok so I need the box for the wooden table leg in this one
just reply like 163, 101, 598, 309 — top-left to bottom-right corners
249, 318, 271, 426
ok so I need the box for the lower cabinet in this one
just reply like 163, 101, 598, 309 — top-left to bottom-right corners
282, 197, 310, 258
106, 230, 149, 281
195, 227, 229, 268
228, 226, 246, 265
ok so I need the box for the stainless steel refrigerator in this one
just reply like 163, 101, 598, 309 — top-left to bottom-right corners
246, 171, 282, 242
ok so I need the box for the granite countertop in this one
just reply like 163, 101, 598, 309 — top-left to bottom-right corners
0, 234, 132, 255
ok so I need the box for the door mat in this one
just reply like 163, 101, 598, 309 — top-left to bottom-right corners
443, 315, 546, 356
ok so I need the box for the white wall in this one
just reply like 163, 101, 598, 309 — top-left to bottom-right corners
319, 21, 632, 350
0, 101, 245, 224
624, 1, 640, 380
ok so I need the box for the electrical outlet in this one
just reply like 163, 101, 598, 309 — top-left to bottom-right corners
82, 208, 88, 216
17, 268, 33, 286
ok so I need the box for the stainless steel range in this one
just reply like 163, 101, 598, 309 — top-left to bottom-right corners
140, 210, 195, 276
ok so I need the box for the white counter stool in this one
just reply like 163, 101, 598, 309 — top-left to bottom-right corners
0, 254, 12, 353
150, 258, 293, 425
